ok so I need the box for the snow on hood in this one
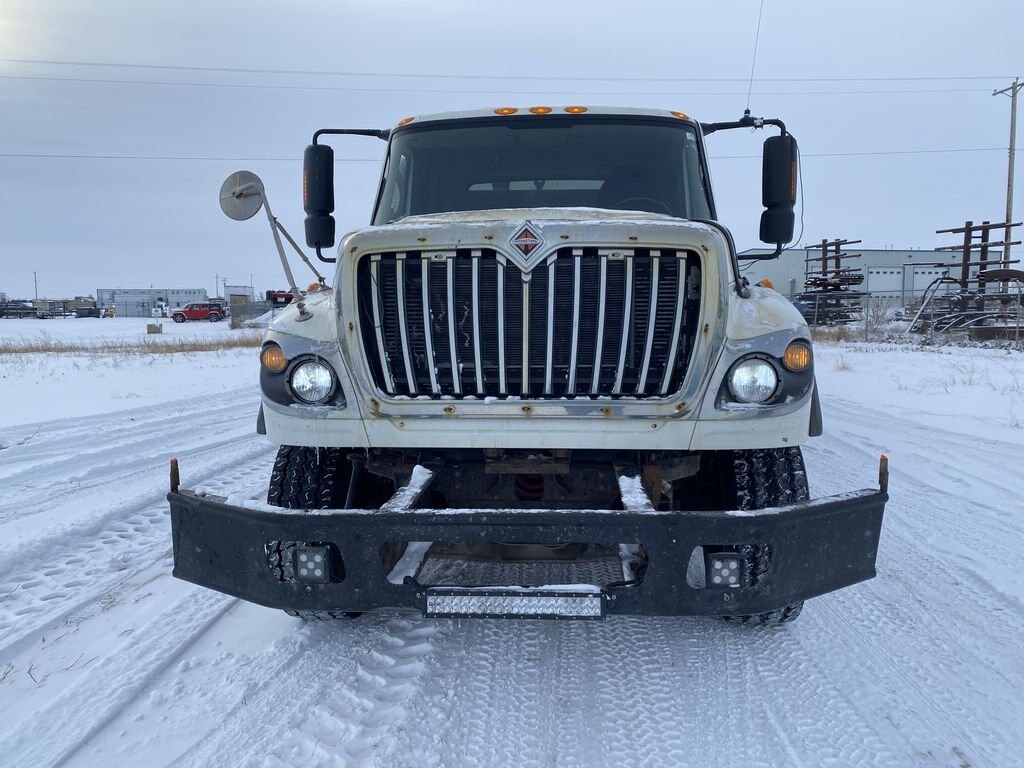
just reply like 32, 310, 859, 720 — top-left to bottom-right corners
387, 207, 687, 227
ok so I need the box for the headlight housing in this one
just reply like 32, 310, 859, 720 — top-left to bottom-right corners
727, 358, 779, 404
290, 360, 335, 404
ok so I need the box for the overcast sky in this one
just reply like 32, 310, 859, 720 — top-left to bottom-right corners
1, 0, 1022, 299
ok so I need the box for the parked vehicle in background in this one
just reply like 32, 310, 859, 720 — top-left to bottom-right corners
265, 290, 294, 307
0, 301, 44, 319
171, 302, 225, 323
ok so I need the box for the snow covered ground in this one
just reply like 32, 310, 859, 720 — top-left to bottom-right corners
0, 318, 256, 427
0, 331, 1022, 767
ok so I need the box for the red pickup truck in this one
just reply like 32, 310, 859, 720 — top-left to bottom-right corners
171, 302, 228, 323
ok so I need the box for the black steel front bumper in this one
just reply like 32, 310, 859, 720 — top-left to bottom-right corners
169, 487, 887, 618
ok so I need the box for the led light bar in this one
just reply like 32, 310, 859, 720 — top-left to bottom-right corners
424, 590, 605, 619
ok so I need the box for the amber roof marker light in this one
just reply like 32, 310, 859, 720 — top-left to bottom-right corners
563, 106, 589, 114
528, 106, 553, 114
671, 111, 691, 120
494, 107, 519, 115
397, 116, 415, 126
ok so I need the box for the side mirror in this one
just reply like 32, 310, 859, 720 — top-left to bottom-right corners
219, 170, 265, 221
759, 134, 797, 246
304, 144, 335, 249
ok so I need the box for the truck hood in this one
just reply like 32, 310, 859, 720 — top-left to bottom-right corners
337, 207, 726, 260
385, 207, 684, 226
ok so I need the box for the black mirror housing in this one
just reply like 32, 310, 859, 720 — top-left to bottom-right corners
759, 207, 794, 245
303, 144, 336, 249
760, 134, 797, 246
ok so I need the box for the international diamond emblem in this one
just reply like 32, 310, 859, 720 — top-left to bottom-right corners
510, 225, 543, 258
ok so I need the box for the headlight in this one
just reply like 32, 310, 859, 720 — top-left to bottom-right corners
290, 360, 335, 403
728, 358, 779, 404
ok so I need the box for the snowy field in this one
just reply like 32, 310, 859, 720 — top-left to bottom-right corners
0, 330, 1022, 767
0, 318, 257, 426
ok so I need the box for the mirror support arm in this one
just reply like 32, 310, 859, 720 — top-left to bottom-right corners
236, 181, 312, 321
700, 109, 787, 137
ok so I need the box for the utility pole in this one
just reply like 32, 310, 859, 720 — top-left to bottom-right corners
33, 271, 37, 300
214, 273, 220, 299
994, 77, 1022, 269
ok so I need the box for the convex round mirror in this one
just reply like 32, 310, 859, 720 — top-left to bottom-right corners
219, 170, 265, 221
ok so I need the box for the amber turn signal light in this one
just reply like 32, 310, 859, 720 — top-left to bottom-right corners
782, 342, 812, 372
261, 344, 287, 373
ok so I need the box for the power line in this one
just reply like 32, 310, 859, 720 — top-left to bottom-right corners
0, 57, 1014, 83
0, 147, 1009, 162
0, 73, 993, 97
714, 147, 1007, 159
0, 153, 379, 162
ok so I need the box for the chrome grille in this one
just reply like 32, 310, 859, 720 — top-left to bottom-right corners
357, 247, 701, 400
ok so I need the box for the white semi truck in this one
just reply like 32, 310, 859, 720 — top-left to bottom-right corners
169, 106, 888, 624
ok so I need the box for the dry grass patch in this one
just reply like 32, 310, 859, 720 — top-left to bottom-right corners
0, 332, 262, 356
810, 325, 853, 343
832, 355, 852, 371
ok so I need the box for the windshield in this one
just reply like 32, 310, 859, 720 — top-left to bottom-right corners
372, 117, 713, 224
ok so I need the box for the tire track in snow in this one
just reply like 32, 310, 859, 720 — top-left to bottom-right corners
745, 619, 901, 766
0, 439, 273, 657
0, 389, 257, 525
0, 589, 235, 768
797, 427, 1024, 766
389, 616, 866, 768
821, 396, 1023, 546
174, 616, 444, 768
386, 619, 570, 767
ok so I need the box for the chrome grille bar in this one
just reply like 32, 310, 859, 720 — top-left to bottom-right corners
544, 255, 556, 395
636, 253, 660, 393
660, 253, 686, 395
567, 250, 582, 394
369, 255, 395, 392
395, 254, 416, 395
471, 251, 484, 394
446, 255, 461, 395
521, 277, 531, 396
357, 246, 697, 402
611, 253, 634, 394
497, 254, 507, 394
421, 254, 440, 394
590, 254, 609, 394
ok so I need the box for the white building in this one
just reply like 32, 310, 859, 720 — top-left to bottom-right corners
738, 247, 1001, 306
224, 284, 256, 304
96, 287, 208, 317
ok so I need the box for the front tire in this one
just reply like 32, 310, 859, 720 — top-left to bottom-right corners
172, 314, 186, 323
674, 447, 809, 626
265, 445, 396, 509
266, 445, 351, 509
